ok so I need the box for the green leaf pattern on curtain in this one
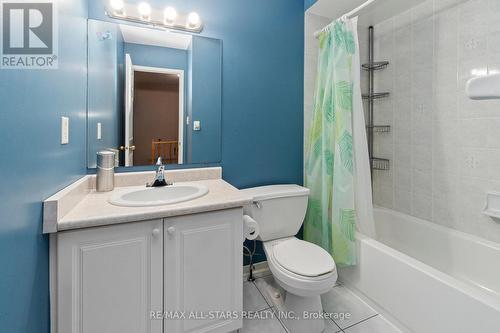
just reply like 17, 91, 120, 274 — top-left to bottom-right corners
339, 132, 353, 174
333, 21, 356, 54
324, 149, 334, 176
335, 81, 353, 112
324, 92, 336, 123
340, 209, 356, 241
304, 18, 357, 267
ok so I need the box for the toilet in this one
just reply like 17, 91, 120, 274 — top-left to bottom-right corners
241, 184, 337, 333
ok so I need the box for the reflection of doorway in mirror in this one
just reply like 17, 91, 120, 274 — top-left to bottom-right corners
126, 61, 184, 166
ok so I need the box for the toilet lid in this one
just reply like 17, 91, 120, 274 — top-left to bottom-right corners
273, 238, 336, 277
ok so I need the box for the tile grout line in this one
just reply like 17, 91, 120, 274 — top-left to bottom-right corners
252, 278, 345, 332
245, 279, 273, 312
341, 313, 379, 331
326, 315, 344, 333
264, 305, 290, 333
251, 279, 275, 309
252, 278, 290, 332
275, 310, 291, 333
259, 306, 273, 313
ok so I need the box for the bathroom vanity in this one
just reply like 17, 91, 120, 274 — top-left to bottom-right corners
44, 167, 251, 333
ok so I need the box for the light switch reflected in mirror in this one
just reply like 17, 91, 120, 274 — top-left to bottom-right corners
87, 19, 222, 168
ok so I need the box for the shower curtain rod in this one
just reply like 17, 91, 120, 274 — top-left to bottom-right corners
313, 0, 376, 38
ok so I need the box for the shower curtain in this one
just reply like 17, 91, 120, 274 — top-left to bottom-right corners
304, 17, 375, 267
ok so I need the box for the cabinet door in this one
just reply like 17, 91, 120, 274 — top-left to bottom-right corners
164, 208, 243, 333
57, 220, 163, 333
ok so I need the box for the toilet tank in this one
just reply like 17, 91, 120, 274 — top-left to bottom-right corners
240, 185, 310, 242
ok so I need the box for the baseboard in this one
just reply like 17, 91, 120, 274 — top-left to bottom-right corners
243, 261, 271, 280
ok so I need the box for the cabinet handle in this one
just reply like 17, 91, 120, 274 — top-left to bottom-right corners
152, 228, 160, 237
167, 227, 176, 235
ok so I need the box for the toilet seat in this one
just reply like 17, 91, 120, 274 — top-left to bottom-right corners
263, 238, 338, 297
273, 238, 335, 277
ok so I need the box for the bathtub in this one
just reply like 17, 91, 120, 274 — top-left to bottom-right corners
339, 207, 500, 333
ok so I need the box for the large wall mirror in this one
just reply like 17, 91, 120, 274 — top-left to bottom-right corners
87, 19, 222, 168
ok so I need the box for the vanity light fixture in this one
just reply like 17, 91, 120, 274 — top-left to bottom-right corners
109, 0, 125, 15
105, 1, 204, 33
187, 12, 201, 29
137, 2, 151, 21
163, 7, 177, 25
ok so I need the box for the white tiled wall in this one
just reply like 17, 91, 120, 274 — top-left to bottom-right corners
372, 0, 500, 243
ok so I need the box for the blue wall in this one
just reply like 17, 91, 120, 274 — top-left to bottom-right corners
124, 42, 188, 70
0, 1, 304, 331
0, 0, 88, 332
87, 20, 123, 167
88, 0, 304, 188
188, 37, 222, 164
304, 0, 318, 10
89, 0, 305, 263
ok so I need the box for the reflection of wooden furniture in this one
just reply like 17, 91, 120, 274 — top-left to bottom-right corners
151, 139, 178, 164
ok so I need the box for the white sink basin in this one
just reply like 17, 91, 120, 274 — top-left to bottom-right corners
108, 184, 209, 207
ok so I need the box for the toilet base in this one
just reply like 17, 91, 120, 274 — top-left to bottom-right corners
280, 292, 325, 333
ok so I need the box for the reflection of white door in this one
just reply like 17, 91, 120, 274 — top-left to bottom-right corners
133, 65, 184, 164
124, 54, 134, 166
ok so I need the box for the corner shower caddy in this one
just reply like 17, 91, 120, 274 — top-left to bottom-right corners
363, 26, 390, 174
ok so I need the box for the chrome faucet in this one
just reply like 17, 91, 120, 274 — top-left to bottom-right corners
147, 157, 172, 187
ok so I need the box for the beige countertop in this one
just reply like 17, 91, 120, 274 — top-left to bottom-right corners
43, 168, 253, 233
58, 179, 251, 231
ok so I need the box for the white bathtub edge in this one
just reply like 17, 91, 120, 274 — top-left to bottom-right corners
355, 231, 500, 312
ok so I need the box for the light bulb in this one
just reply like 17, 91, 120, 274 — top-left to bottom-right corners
164, 7, 177, 24
109, 0, 124, 14
187, 12, 200, 28
138, 2, 151, 20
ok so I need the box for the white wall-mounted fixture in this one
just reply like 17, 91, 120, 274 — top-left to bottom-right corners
466, 73, 500, 100
61, 116, 69, 145
105, 1, 203, 33
193, 120, 201, 131
97, 122, 102, 140
483, 191, 500, 219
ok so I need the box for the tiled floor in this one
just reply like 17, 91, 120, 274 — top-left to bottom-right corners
237, 273, 402, 333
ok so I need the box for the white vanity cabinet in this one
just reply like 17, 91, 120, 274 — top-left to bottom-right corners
55, 209, 243, 333
56, 219, 164, 333
165, 209, 243, 333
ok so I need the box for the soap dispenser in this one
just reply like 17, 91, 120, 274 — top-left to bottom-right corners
96, 151, 115, 192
